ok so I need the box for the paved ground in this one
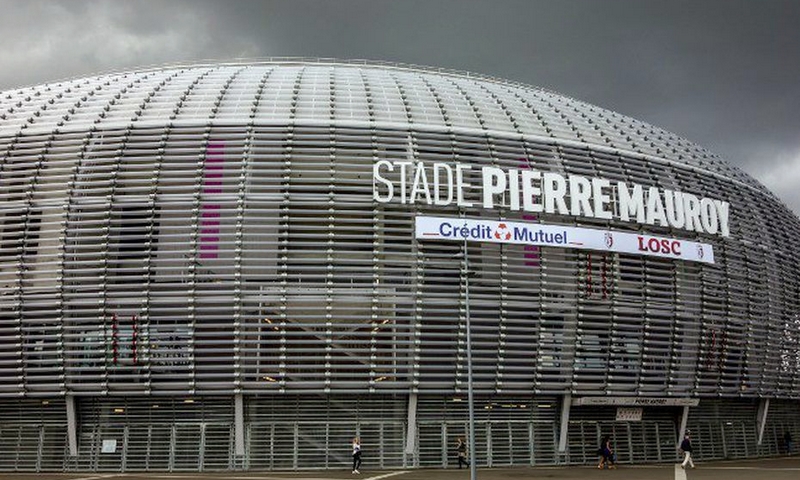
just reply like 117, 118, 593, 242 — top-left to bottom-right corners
2, 456, 800, 480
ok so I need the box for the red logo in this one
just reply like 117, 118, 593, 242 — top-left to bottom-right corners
637, 235, 682, 255
494, 223, 511, 240
604, 232, 614, 248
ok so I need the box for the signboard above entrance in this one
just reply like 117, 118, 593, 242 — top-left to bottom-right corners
572, 397, 700, 407
616, 407, 643, 422
415, 216, 715, 264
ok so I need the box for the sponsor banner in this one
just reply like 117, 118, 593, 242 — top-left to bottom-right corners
616, 407, 643, 422
572, 397, 700, 407
415, 216, 714, 264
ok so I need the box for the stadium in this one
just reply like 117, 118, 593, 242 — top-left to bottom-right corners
0, 59, 798, 472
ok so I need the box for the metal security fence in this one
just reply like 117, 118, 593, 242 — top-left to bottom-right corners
686, 399, 800, 460
416, 396, 560, 467
65, 397, 234, 472
566, 405, 680, 464
0, 399, 67, 472
0, 396, 799, 471
246, 421, 405, 470
244, 395, 407, 470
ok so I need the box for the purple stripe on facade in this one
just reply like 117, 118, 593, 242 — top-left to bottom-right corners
198, 142, 224, 260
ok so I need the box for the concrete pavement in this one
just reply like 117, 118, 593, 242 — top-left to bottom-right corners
1, 456, 799, 480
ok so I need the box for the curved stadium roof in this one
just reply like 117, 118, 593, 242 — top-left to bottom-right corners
0, 59, 766, 194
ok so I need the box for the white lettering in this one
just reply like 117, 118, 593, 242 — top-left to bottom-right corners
456, 164, 473, 207
433, 163, 453, 206
664, 190, 685, 229
410, 162, 431, 204
396, 161, 412, 204
521, 170, 543, 213
481, 166, 506, 209
569, 175, 594, 217
714, 200, 730, 238
373, 160, 394, 203
646, 186, 668, 226
509, 169, 520, 211
617, 182, 646, 223
699, 197, 718, 235
375, 161, 733, 238
543, 172, 569, 215
592, 178, 612, 220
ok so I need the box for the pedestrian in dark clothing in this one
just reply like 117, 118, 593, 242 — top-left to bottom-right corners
597, 435, 616, 469
351, 437, 362, 474
784, 431, 793, 455
456, 437, 469, 469
680, 431, 695, 469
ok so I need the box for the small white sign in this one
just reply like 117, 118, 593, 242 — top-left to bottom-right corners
616, 407, 643, 422
415, 216, 715, 264
101, 439, 118, 454
572, 396, 699, 407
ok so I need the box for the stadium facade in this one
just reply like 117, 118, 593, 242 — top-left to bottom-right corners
0, 60, 799, 472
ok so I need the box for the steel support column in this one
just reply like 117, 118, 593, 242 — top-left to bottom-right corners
66, 395, 79, 457
404, 392, 417, 458
558, 394, 571, 454
234, 393, 245, 457
757, 398, 770, 446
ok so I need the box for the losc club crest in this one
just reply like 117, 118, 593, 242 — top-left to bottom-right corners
696, 244, 704, 259
604, 232, 614, 248
494, 223, 511, 241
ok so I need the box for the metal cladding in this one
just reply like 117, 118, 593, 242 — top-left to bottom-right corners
1, 59, 800, 401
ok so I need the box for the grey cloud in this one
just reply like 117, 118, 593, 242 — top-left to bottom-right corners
1, 0, 799, 213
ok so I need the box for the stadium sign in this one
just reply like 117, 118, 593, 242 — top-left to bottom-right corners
374, 161, 731, 238
572, 397, 700, 407
415, 216, 715, 264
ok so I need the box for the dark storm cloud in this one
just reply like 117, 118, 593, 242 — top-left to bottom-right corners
1, 0, 799, 213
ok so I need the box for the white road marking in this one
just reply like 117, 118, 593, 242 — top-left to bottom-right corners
69, 474, 125, 480
364, 472, 409, 480
150, 477, 200, 479
702, 467, 800, 470
675, 464, 687, 480
223, 477, 354, 480
216, 472, 408, 480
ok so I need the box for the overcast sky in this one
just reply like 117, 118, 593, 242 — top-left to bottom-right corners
1, 0, 799, 214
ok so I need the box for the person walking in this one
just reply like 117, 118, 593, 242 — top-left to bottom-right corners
352, 437, 362, 474
784, 431, 793, 455
455, 437, 470, 469
680, 431, 695, 469
597, 435, 616, 469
